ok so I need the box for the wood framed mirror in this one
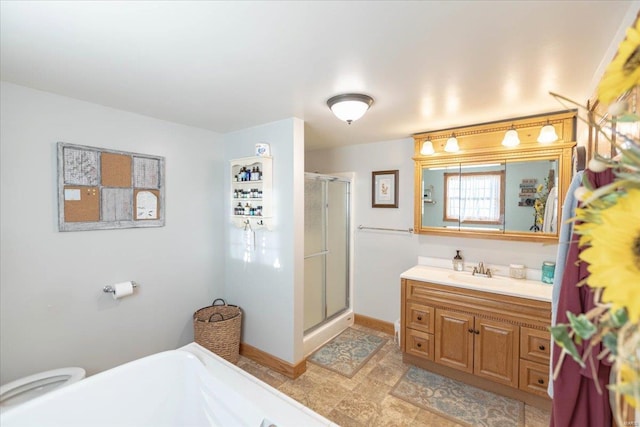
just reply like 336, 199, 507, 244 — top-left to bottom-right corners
413, 110, 577, 242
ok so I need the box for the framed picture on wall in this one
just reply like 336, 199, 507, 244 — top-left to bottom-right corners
372, 170, 398, 208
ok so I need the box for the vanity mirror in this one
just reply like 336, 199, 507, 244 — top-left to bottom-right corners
413, 110, 577, 242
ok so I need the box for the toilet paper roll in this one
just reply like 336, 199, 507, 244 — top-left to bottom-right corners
112, 281, 134, 300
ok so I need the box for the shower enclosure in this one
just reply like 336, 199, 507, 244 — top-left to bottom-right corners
304, 173, 351, 335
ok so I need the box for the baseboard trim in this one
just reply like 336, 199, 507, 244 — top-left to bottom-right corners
240, 342, 306, 379
354, 313, 395, 335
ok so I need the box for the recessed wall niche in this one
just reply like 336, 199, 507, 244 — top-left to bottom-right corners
57, 142, 165, 231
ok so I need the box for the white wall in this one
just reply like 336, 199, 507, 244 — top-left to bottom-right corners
306, 138, 558, 323
0, 82, 224, 384
223, 118, 305, 364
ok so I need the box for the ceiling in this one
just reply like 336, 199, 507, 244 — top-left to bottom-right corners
1, 1, 637, 151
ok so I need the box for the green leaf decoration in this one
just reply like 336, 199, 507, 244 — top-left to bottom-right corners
609, 308, 628, 329
602, 332, 618, 356
567, 312, 597, 340
550, 324, 585, 368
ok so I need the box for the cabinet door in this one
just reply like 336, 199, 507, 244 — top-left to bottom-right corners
474, 318, 519, 387
435, 309, 473, 373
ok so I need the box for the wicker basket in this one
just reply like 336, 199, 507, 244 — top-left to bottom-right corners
193, 298, 242, 364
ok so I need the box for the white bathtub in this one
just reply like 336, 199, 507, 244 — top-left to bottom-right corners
0, 343, 337, 427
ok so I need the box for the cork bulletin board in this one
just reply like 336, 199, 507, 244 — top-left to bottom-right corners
57, 142, 165, 231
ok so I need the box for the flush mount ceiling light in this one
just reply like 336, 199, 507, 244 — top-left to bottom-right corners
502, 125, 520, 147
537, 121, 559, 144
444, 134, 459, 152
420, 139, 435, 155
327, 93, 374, 124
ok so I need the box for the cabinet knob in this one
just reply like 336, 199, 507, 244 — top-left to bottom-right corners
538, 344, 546, 351
474, 330, 480, 334
417, 316, 423, 321
417, 343, 422, 348
537, 379, 545, 385
468, 328, 474, 333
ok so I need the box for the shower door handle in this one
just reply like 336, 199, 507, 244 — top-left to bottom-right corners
304, 250, 330, 259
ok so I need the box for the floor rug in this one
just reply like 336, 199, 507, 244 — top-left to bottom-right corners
391, 366, 525, 426
308, 328, 387, 378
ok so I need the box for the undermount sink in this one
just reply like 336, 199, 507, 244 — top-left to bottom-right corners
447, 272, 509, 286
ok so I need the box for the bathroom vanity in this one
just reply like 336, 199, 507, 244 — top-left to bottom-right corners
400, 264, 552, 409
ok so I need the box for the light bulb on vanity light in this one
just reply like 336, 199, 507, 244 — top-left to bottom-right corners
421, 140, 435, 155
444, 134, 459, 152
502, 125, 520, 147
537, 121, 559, 144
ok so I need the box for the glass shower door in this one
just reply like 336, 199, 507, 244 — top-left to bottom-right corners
304, 175, 350, 333
325, 179, 349, 320
304, 178, 326, 331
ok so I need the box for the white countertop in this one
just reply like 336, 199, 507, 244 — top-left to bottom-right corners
401, 264, 552, 302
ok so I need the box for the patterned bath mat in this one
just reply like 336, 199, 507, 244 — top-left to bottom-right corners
391, 366, 525, 426
308, 328, 387, 378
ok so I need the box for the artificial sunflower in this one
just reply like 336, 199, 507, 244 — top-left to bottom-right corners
597, 14, 640, 104
579, 188, 640, 322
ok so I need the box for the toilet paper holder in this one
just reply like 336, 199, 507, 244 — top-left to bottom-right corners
103, 282, 138, 294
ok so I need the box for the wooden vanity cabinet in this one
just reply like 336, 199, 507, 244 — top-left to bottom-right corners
434, 309, 519, 387
401, 278, 551, 408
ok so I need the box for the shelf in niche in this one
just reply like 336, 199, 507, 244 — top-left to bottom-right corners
230, 156, 272, 230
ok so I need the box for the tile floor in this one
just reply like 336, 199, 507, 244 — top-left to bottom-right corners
238, 324, 551, 427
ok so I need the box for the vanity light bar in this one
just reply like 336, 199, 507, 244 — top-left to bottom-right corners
414, 110, 575, 156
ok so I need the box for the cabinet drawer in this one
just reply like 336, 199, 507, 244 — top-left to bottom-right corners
405, 302, 435, 333
406, 329, 434, 361
519, 359, 550, 397
520, 327, 550, 363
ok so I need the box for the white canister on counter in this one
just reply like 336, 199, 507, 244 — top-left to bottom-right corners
509, 264, 526, 279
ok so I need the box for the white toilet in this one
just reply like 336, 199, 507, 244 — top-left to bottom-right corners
0, 367, 85, 410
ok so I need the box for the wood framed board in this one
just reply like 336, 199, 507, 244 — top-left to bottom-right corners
57, 142, 165, 231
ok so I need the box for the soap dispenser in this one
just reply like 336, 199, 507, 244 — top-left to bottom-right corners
453, 250, 464, 271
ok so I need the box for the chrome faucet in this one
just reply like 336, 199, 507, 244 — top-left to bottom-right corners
472, 262, 492, 278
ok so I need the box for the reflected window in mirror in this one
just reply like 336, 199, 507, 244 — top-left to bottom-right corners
444, 168, 505, 226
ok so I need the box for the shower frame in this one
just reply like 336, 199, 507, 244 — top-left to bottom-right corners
303, 172, 354, 352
